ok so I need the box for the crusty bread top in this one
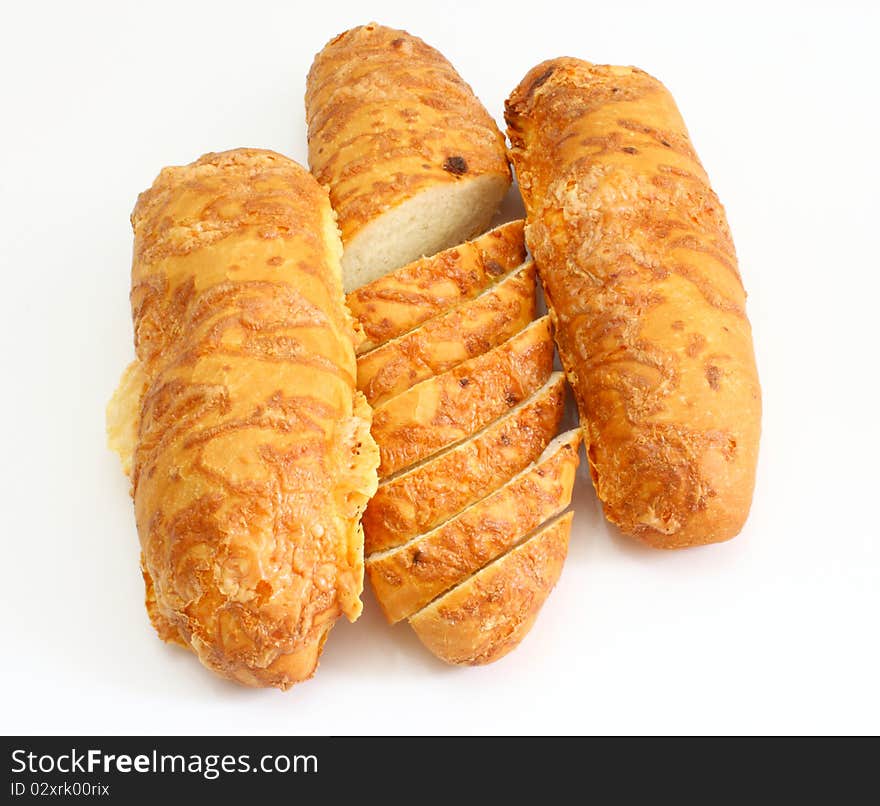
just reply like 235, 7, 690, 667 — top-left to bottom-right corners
306, 23, 510, 244
128, 149, 378, 688
506, 60, 761, 547
132, 149, 355, 377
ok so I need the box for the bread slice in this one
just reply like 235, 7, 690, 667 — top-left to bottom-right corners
306, 23, 511, 291
408, 512, 572, 665
357, 262, 537, 406
363, 372, 566, 554
367, 429, 581, 623
346, 220, 526, 354
370, 316, 554, 478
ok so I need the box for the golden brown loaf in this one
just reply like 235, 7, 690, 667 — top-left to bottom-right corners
409, 512, 573, 665
356, 261, 537, 406
363, 372, 566, 554
106, 149, 378, 688
367, 429, 581, 623
345, 220, 526, 354
349, 235, 572, 664
506, 59, 761, 548
306, 23, 511, 290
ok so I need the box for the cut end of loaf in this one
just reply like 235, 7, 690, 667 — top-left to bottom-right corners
341, 174, 510, 292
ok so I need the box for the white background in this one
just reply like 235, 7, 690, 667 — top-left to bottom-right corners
2, 0, 878, 736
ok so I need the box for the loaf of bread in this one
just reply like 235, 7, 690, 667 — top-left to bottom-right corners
350, 236, 573, 663
306, 23, 511, 291
106, 149, 378, 688
409, 512, 573, 665
506, 59, 761, 548
357, 261, 536, 406
339, 222, 572, 663
346, 220, 526, 354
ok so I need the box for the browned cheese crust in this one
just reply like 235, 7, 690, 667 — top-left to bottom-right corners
306, 23, 510, 245
409, 512, 572, 665
505, 59, 761, 548
128, 149, 378, 688
370, 316, 554, 478
357, 262, 537, 406
346, 221, 526, 354
363, 373, 566, 554
367, 430, 580, 623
